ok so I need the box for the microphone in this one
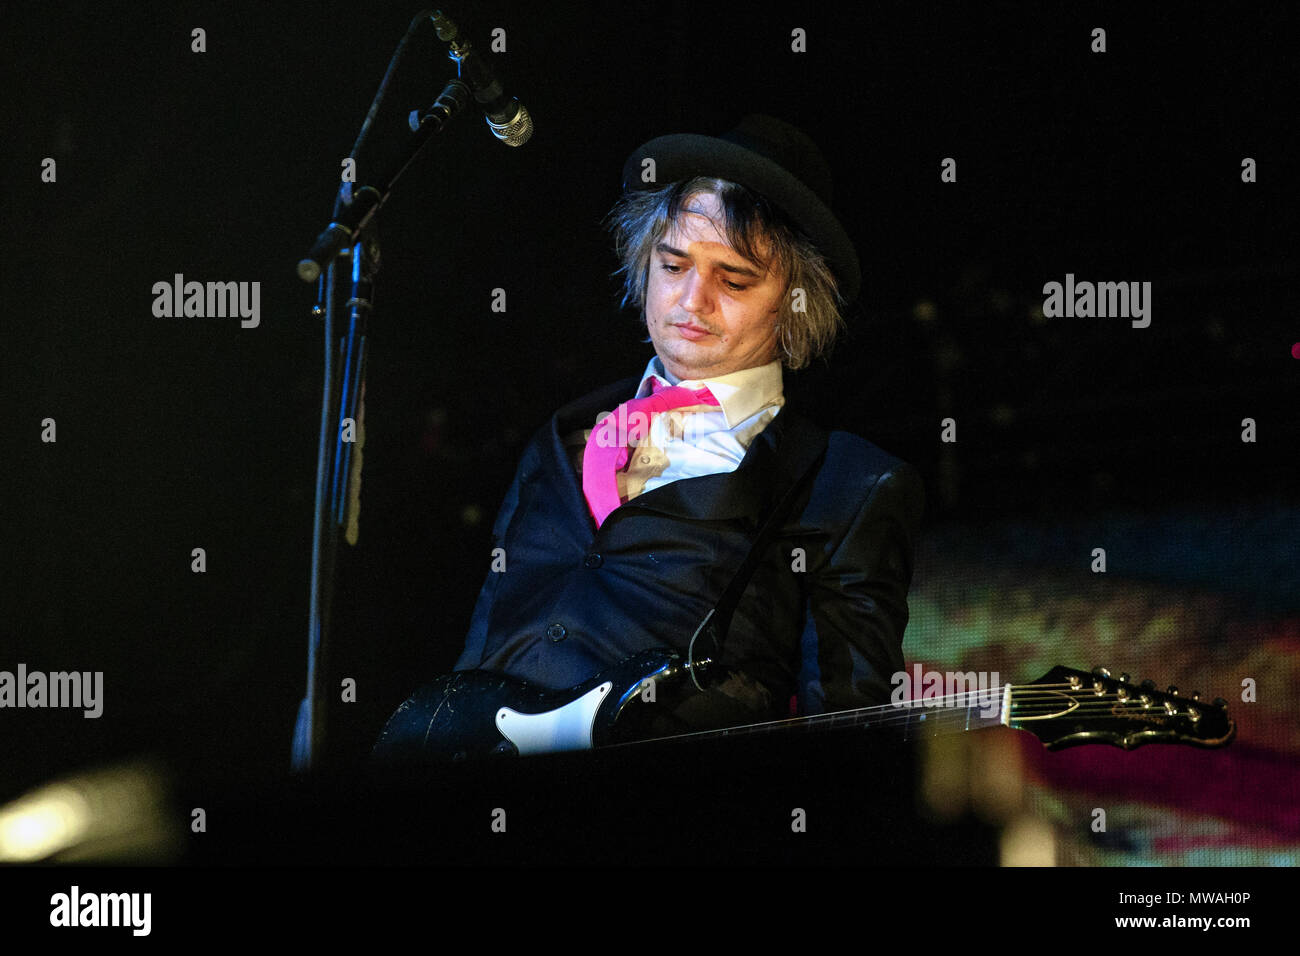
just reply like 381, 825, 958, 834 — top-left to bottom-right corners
432, 10, 533, 147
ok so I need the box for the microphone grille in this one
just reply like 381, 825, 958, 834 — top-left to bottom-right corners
489, 103, 533, 147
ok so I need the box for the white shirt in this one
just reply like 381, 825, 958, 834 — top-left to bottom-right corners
566, 355, 785, 503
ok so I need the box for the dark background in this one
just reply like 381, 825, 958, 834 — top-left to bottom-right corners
2, 1, 1296, 810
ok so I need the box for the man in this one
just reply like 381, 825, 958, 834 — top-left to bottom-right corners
451, 114, 925, 732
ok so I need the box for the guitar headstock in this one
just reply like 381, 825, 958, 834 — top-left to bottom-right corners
1008, 666, 1236, 751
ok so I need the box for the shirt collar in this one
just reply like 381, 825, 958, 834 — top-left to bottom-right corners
634, 355, 785, 429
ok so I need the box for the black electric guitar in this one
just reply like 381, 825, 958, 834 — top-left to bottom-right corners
373, 649, 1236, 763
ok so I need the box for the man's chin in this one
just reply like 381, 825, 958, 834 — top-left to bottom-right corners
657, 355, 720, 383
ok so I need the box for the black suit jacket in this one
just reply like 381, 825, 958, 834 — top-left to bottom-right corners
453, 373, 925, 716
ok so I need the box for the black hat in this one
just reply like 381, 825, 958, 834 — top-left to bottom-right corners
620, 114, 861, 304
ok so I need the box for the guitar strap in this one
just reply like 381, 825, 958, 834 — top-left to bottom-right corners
686, 407, 829, 686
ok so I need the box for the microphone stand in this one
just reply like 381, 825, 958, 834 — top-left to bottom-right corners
291, 77, 472, 774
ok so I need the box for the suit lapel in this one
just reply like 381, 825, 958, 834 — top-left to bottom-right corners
540, 374, 793, 532
543, 375, 639, 532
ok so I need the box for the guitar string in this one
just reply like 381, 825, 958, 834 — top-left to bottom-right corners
678, 705, 1199, 743
757, 700, 1188, 733
768, 684, 1195, 718
815, 689, 1192, 719
779, 689, 1190, 722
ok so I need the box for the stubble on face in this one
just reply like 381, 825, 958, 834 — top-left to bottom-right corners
644, 193, 786, 381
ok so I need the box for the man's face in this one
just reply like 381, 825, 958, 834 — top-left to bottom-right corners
644, 191, 786, 382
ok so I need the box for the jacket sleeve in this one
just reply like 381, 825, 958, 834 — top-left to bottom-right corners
795, 462, 926, 714
452, 435, 541, 671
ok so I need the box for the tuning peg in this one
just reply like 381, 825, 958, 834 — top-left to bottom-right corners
1120, 673, 1131, 683
1092, 666, 1111, 678
1191, 691, 1200, 700
1141, 679, 1157, 691
1167, 686, 1179, 696
1213, 697, 1228, 709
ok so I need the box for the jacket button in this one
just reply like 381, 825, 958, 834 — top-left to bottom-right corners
546, 623, 567, 642
583, 552, 603, 568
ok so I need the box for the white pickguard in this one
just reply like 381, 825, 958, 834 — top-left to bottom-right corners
495, 681, 614, 755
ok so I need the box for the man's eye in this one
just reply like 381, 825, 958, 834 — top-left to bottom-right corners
660, 263, 683, 274
723, 280, 749, 292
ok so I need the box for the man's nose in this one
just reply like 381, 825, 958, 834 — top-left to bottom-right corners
679, 270, 713, 315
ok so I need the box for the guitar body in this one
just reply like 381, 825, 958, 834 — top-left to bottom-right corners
373, 649, 700, 762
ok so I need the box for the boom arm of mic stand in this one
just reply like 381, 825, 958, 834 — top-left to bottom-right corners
297, 78, 472, 283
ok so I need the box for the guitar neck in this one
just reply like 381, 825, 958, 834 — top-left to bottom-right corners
666, 686, 1012, 745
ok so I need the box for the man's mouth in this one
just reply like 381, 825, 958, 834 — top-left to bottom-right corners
673, 322, 713, 340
